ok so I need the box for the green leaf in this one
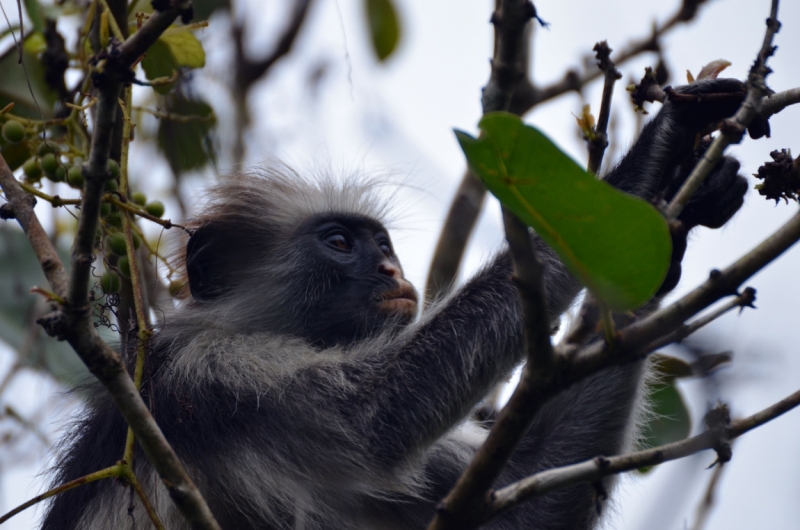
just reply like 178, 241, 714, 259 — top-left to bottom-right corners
160, 31, 206, 68
0, 35, 58, 118
456, 112, 672, 311
23, 0, 45, 34
364, 0, 401, 62
0, 226, 89, 386
0, 141, 33, 171
651, 353, 694, 380
156, 94, 216, 175
140, 30, 206, 94
637, 379, 692, 473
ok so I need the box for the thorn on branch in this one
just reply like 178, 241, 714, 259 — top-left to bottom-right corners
737, 287, 757, 311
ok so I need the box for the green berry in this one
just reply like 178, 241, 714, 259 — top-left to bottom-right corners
132, 191, 147, 206
132, 232, 142, 250
106, 232, 127, 256
23, 158, 42, 182
41, 153, 58, 176
2, 121, 25, 143
117, 256, 131, 278
105, 212, 123, 229
67, 166, 84, 188
50, 165, 66, 182
104, 179, 119, 191
100, 203, 112, 217
145, 201, 165, 218
107, 159, 120, 179
37, 143, 58, 157
100, 272, 121, 294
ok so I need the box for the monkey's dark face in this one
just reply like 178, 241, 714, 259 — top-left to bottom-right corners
291, 214, 418, 347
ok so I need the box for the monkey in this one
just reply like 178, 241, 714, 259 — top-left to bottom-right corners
41, 78, 760, 530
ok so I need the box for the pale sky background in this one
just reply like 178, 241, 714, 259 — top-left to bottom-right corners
1, 0, 799, 529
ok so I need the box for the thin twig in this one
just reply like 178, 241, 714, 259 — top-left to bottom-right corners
489, 388, 800, 519
691, 462, 727, 530
0, 465, 124, 524
587, 41, 621, 175
643, 287, 756, 353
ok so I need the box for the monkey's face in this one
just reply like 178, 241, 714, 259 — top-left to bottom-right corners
291, 214, 419, 347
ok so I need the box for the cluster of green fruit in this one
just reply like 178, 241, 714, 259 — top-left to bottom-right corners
18, 146, 84, 189
99, 236, 133, 296
98, 193, 164, 295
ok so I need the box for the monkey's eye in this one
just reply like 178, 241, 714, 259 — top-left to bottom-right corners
324, 232, 352, 252
378, 242, 392, 257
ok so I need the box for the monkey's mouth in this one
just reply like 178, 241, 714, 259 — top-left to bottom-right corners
376, 282, 419, 316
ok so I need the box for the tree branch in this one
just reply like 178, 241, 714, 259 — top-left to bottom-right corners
587, 41, 621, 175
490, 387, 800, 519
760, 86, 800, 119
234, 0, 313, 89
424, 0, 536, 304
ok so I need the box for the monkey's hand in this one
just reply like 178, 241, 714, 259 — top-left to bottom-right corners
663, 77, 770, 141
657, 149, 748, 295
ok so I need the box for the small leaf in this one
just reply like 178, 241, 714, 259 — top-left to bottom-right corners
160, 31, 206, 68
22, 31, 46, 55
456, 113, 672, 311
141, 40, 176, 94
365, 0, 401, 61
141, 30, 206, 94
651, 354, 694, 380
696, 59, 732, 81
637, 379, 692, 473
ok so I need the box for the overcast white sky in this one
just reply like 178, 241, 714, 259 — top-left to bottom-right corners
1, 0, 799, 528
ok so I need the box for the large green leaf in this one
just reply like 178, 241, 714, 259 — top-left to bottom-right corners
364, 0, 401, 62
456, 113, 672, 311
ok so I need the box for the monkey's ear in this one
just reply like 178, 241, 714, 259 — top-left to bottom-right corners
186, 224, 228, 301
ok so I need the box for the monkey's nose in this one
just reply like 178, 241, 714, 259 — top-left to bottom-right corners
378, 260, 402, 279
